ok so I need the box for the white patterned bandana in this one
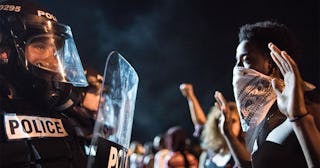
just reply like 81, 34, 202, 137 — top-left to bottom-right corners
232, 66, 277, 132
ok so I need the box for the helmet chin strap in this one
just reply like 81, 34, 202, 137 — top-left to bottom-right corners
54, 98, 74, 111
43, 80, 74, 111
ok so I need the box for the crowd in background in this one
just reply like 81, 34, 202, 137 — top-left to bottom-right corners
126, 20, 320, 168
126, 82, 239, 168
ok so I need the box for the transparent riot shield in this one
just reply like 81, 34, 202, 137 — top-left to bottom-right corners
87, 51, 139, 168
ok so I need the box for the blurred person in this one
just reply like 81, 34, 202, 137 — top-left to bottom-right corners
129, 141, 146, 168
82, 66, 103, 114
140, 141, 157, 168
154, 134, 170, 168
153, 134, 167, 152
163, 126, 198, 168
180, 83, 241, 168
215, 20, 320, 168
66, 66, 103, 155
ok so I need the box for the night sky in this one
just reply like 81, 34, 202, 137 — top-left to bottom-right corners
42, 0, 320, 143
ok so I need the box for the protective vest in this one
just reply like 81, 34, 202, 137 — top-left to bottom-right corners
0, 108, 87, 168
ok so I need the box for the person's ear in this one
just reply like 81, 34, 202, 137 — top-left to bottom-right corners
267, 59, 277, 76
268, 59, 283, 78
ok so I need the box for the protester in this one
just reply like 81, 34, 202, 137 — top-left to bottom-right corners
163, 126, 198, 168
215, 20, 320, 167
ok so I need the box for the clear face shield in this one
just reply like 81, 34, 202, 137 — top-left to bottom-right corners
22, 17, 88, 87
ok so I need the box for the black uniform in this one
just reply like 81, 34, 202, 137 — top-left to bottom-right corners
250, 88, 320, 168
0, 109, 87, 168
0, 0, 90, 167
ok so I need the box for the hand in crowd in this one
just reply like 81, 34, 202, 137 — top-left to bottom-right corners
268, 42, 308, 120
214, 91, 235, 138
179, 83, 194, 98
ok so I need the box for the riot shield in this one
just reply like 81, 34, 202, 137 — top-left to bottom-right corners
87, 51, 139, 168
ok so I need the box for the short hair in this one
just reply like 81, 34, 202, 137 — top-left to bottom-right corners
238, 20, 301, 62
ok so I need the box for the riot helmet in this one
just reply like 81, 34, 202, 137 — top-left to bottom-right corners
0, 0, 88, 110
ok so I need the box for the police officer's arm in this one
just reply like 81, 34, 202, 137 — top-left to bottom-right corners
179, 83, 206, 126
269, 42, 320, 167
215, 91, 252, 168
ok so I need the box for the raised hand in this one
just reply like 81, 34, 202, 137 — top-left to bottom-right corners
214, 91, 235, 137
268, 42, 308, 120
179, 83, 194, 98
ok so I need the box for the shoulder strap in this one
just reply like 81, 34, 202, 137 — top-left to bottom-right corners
256, 103, 286, 147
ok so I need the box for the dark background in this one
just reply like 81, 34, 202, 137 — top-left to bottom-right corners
42, 0, 320, 144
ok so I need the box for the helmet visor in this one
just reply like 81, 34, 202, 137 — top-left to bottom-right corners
24, 19, 88, 87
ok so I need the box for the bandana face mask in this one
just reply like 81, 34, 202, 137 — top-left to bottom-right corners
232, 66, 277, 132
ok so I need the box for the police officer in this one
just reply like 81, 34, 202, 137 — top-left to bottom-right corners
0, 0, 89, 167
67, 66, 103, 155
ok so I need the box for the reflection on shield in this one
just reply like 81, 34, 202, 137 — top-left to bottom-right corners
87, 51, 139, 168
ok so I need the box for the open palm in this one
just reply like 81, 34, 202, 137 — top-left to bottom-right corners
268, 42, 307, 119
214, 91, 235, 138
